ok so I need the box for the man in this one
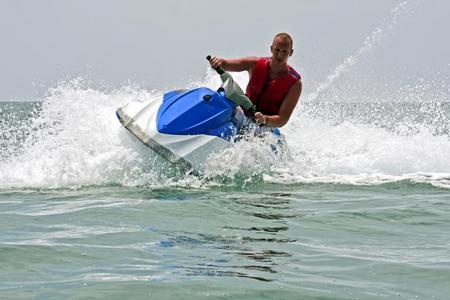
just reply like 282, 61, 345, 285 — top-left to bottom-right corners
209, 33, 302, 128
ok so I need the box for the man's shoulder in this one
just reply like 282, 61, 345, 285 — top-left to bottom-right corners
242, 56, 260, 72
242, 56, 260, 64
288, 65, 301, 80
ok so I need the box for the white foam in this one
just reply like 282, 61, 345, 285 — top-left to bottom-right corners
0, 79, 165, 189
275, 116, 450, 188
0, 74, 449, 189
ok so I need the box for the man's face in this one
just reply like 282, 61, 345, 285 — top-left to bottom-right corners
271, 37, 293, 63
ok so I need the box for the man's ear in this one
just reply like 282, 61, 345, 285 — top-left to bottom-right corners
290, 49, 294, 56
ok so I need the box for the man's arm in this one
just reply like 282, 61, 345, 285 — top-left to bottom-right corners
254, 80, 302, 127
209, 56, 258, 73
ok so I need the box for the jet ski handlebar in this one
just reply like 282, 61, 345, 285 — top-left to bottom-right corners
206, 55, 225, 75
206, 55, 257, 115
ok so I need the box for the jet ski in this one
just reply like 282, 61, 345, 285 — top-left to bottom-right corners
116, 56, 284, 172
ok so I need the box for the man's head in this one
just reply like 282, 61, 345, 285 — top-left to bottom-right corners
271, 33, 294, 64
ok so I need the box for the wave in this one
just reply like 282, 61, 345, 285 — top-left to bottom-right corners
0, 74, 448, 190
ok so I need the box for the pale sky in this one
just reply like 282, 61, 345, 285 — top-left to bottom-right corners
0, 0, 448, 101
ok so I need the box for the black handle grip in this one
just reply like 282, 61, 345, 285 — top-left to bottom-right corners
206, 55, 225, 75
248, 105, 257, 115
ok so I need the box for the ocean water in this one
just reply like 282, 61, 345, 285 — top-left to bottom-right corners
1, 2, 450, 299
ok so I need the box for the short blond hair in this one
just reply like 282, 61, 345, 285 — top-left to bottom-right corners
273, 32, 293, 48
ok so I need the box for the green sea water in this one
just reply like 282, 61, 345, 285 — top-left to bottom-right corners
1, 182, 449, 300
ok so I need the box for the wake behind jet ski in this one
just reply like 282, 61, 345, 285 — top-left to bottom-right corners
116, 56, 284, 173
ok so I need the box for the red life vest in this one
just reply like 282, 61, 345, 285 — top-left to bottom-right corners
246, 57, 301, 116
